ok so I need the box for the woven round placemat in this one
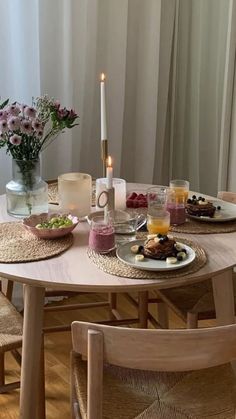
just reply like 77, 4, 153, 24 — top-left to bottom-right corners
87, 236, 207, 280
48, 181, 96, 206
0, 222, 73, 263
170, 217, 236, 234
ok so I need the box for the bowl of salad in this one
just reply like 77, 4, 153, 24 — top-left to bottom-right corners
22, 213, 79, 239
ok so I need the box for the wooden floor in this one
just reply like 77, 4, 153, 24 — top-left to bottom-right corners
0, 292, 214, 419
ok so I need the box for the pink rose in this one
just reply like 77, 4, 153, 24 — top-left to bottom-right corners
21, 120, 32, 134
9, 134, 22, 145
6, 104, 20, 116
8, 116, 21, 131
0, 110, 8, 120
24, 106, 36, 119
0, 120, 8, 133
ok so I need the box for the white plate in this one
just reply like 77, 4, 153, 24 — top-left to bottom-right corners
116, 239, 195, 271
187, 200, 236, 223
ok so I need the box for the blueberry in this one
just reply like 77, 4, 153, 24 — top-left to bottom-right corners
159, 238, 164, 244
162, 235, 168, 242
198, 196, 202, 201
177, 255, 183, 261
192, 195, 196, 199
217, 205, 221, 210
157, 233, 163, 238
202, 197, 205, 201
187, 198, 192, 204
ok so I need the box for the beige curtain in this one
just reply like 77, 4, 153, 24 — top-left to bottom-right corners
0, 0, 235, 197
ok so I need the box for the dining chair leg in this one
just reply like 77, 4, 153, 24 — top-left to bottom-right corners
138, 291, 148, 328
6, 279, 14, 301
108, 292, 117, 319
0, 353, 5, 386
157, 302, 169, 328
187, 311, 198, 329
37, 340, 46, 419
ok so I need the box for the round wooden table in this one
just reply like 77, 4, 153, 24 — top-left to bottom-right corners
0, 186, 235, 419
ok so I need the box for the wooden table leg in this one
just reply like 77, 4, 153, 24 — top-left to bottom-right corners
20, 285, 45, 419
138, 291, 148, 328
212, 269, 235, 325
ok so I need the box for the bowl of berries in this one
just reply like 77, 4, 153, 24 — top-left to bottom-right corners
126, 190, 148, 209
23, 213, 79, 239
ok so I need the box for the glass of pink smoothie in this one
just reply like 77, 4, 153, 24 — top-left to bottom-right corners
89, 216, 115, 253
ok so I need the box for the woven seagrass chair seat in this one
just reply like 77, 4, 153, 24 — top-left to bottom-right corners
72, 352, 236, 419
71, 322, 236, 419
0, 291, 22, 352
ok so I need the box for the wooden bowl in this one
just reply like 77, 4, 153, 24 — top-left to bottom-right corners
22, 213, 79, 239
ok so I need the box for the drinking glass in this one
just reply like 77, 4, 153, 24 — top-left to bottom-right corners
96, 178, 126, 210
169, 179, 189, 204
147, 186, 167, 214
166, 189, 186, 225
147, 210, 170, 235
58, 173, 92, 218
89, 216, 115, 253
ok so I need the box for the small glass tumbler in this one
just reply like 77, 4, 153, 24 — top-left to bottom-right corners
147, 210, 170, 235
89, 216, 115, 253
166, 189, 186, 225
58, 173, 92, 218
147, 186, 168, 214
169, 179, 189, 204
96, 178, 126, 210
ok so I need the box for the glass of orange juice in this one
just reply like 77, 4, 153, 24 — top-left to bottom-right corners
147, 210, 170, 235
169, 180, 189, 204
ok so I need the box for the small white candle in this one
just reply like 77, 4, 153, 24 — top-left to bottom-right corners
100, 73, 107, 141
106, 156, 113, 189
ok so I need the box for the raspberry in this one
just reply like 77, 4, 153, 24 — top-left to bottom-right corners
133, 199, 139, 208
126, 199, 134, 208
137, 193, 144, 200
128, 192, 137, 200
139, 200, 147, 207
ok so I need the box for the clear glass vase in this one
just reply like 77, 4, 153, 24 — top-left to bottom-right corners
6, 158, 48, 217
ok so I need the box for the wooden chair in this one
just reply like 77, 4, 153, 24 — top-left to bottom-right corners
71, 321, 236, 419
0, 279, 23, 393
155, 191, 236, 328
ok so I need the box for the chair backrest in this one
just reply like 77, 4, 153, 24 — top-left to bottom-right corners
72, 321, 236, 372
217, 191, 236, 204
71, 321, 236, 419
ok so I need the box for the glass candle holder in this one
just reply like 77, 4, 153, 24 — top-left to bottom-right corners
58, 173, 92, 218
89, 216, 115, 253
169, 179, 189, 204
96, 178, 126, 210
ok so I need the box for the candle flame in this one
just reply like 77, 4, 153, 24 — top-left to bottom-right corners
107, 155, 112, 167
101, 73, 106, 81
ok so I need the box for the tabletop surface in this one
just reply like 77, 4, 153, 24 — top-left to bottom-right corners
0, 184, 235, 292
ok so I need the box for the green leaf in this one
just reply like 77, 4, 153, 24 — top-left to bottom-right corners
0, 99, 9, 109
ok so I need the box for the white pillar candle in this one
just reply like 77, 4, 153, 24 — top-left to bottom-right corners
106, 156, 113, 189
100, 73, 107, 140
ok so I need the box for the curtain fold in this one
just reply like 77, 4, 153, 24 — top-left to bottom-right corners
0, 0, 235, 197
